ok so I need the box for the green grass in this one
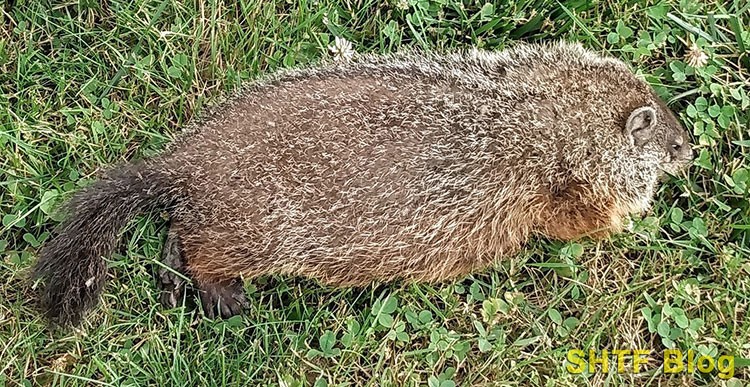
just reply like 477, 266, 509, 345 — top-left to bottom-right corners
1, 0, 749, 385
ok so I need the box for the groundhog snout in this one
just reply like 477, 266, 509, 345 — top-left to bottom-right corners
683, 146, 696, 163
667, 136, 694, 169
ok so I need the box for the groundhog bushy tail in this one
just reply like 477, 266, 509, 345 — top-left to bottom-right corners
32, 162, 178, 326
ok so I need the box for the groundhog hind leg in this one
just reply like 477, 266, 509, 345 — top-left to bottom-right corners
157, 227, 188, 309
182, 232, 254, 319
158, 226, 249, 319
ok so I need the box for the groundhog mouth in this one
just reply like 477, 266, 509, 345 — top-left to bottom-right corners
656, 163, 691, 182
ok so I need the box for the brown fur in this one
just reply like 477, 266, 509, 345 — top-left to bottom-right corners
32, 42, 693, 325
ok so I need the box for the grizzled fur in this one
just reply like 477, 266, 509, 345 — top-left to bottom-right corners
33, 42, 692, 325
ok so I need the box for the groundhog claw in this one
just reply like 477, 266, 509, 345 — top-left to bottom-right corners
198, 278, 247, 319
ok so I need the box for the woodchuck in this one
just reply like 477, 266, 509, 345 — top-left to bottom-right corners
32, 42, 693, 326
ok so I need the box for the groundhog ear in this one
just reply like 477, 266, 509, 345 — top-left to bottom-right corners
624, 106, 657, 146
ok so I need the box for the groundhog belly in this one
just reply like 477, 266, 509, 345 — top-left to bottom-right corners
172, 175, 513, 286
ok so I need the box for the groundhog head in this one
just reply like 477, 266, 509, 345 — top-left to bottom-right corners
623, 97, 693, 178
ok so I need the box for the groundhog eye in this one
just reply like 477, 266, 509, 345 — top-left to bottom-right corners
671, 143, 681, 151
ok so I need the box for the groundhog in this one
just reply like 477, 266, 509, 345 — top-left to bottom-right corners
32, 42, 693, 326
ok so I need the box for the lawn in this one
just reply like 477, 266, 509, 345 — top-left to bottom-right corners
1, 0, 748, 385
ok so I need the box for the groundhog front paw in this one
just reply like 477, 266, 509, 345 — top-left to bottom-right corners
198, 278, 249, 319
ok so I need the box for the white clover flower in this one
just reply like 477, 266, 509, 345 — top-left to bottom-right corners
328, 36, 355, 62
685, 42, 708, 68
395, 0, 409, 10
